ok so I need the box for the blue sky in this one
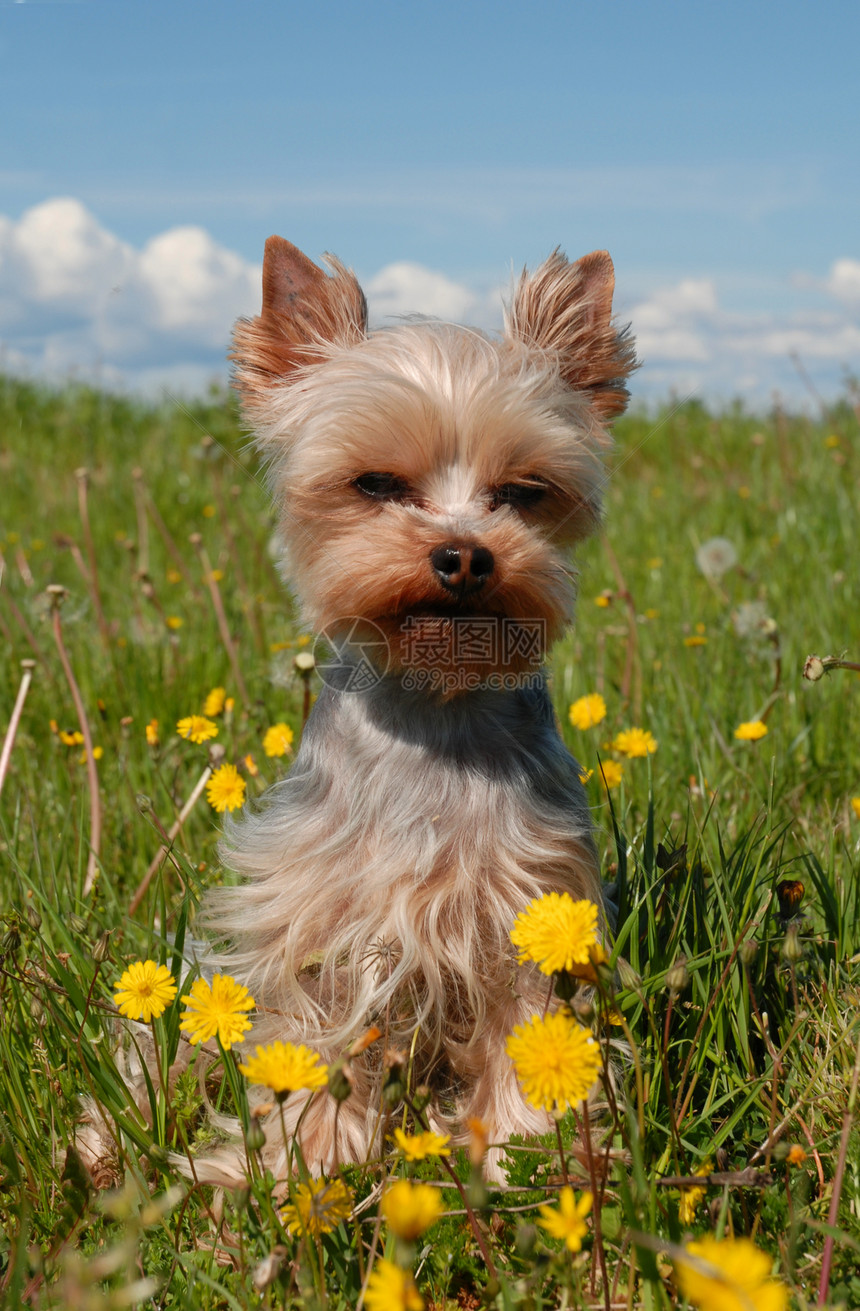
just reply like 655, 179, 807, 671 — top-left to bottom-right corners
1, 0, 858, 404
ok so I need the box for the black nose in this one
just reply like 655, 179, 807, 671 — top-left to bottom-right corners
430, 543, 495, 594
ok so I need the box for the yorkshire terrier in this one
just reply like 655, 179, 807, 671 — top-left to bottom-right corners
193, 236, 636, 1182
80, 236, 635, 1186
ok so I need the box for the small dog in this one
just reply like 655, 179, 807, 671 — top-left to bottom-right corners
192, 237, 636, 1182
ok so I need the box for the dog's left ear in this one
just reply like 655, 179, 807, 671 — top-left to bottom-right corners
232, 236, 368, 412
506, 250, 637, 420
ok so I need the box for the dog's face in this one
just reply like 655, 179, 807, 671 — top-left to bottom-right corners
233, 239, 635, 684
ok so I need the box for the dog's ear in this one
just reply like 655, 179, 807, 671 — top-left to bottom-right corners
506, 250, 637, 420
232, 237, 368, 408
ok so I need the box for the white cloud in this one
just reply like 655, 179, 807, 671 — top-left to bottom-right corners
366, 261, 480, 323
0, 197, 857, 405
825, 257, 860, 304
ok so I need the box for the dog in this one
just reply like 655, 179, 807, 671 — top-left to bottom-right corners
189, 237, 636, 1183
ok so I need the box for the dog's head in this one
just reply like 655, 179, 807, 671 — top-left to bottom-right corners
232, 238, 636, 684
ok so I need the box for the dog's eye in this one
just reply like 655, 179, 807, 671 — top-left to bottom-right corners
489, 481, 547, 512
353, 473, 409, 501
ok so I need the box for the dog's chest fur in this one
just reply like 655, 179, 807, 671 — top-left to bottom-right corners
210, 672, 599, 1049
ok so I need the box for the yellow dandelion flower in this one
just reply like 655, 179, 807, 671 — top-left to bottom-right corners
850, 797, 860, 820
113, 960, 177, 1023
202, 504, 216, 518
263, 722, 295, 757
176, 715, 218, 744
599, 759, 624, 790
675, 1235, 788, 1311
145, 719, 159, 746
166, 615, 183, 630
179, 973, 254, 1049
579, 768, 594, 784
244, 753, 259, 776
510, 892, 599, 975
281, 1177, 352, 1237
365, 1259, 424, 1311
224, 696, 234, 713
568, 940, 608, 984
594, 594, 611, 608
568, 693, 607, 730
206, 763, 246, 813
380, 1179, 443, 1240
392, 1128, 451, 1161
166, 568, 182, 584
506, 1011, 601, 1111
825, 434, 840, 449
613, 727, 658, 758
786, 1145, 807, 1166
78, 746, 104, 763
239, 1040, 328, 1097
678, 1160, 712, 1226
59, 730, 85, 746
647, 557, 663, 569
209, 568, 224, 582
738, 485, 751, 499
203, 686, 226, 717
645, 607, 660, 619
538, 1186, 593, 1252
684, 635, 708, 647
734, 720, 768, 742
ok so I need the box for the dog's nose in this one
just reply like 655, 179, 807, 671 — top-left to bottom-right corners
430, 543, 495, 594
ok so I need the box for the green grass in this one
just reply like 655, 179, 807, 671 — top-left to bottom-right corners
0, 373, 859, 1309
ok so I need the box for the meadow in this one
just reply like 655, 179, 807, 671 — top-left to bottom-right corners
0, 370, 858, 1309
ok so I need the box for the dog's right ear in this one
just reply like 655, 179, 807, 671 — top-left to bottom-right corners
232, 237, 368, 409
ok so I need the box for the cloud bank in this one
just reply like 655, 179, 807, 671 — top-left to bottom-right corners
0, 198, 856, 406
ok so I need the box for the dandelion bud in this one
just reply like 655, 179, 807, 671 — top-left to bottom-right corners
26, 906, 42, 931
1, 925, 21, 959
467, 1117, 489, 1167
771, 1141, 791, 1162
136, 793, 153, 814
781, 925, 804, 963
382, 1049, 407, 1107
616, 958, 641, 989
30, 996, 45, 1025
147, 1142, 170, 1168
776, 879, 804, 919
68, 914, 87, 936
253, 1246, 287, 1291
739, 938, 758, 967
327, 1058, 354, 1103
412, 1083, 432, 1114
92, 930, 112, 964
666, 956, 690, 997
245, 1115, 267, 1154
570, 996, 596, 1027
515, 1223, 538, 1258
553, 970, 577, 1002
802, 655, 825, 682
